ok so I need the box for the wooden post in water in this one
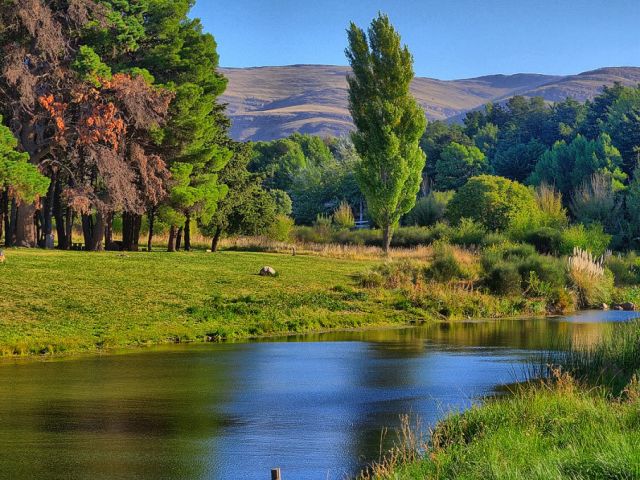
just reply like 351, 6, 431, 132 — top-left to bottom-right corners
271, 468, 281, 480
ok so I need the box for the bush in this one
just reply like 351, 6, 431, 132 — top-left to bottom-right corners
372, 260, 425, 288
426, 242, 473, 282
357, 271, 384, 288
508, 185, 568, 242
535, 183, 569, 228
389, 226, 434, 247
483, 262, 522, 295
267, 215, 294, 242
481, 242, 567, 298
518, 254, 566, 289
332, 201, 355, 230
606, 253, 640, 286
570, 173, 620, 228
293, 226, 325, 244
523, 227, 562, 254
313, 213, 333, 239
481, 243, 537, 271
560, 223, 611, 257
334, 229, 381, 246
447, 175, 538, 231
449, 218, 486, 246
403, 191, 454, 226
479, 232, 510, 247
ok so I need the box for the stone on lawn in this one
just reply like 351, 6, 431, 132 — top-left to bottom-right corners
259, 266, 276, 277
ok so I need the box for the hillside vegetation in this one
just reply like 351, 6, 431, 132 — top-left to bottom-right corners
220, 65, 640, 141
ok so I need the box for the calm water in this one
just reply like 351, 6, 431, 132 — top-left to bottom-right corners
0, 311, 637, 480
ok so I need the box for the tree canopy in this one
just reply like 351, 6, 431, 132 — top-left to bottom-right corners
346, 13, 426, 251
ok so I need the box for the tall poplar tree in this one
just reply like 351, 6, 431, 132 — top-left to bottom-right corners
346, 13, 426, 252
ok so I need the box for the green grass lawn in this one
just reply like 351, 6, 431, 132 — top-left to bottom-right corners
0, 249, 420, 356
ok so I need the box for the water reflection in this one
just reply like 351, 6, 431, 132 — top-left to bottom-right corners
0, 312, 635, 479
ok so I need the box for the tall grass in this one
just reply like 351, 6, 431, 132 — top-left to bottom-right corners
567, 247, 614, 308
548, 318, 640, 395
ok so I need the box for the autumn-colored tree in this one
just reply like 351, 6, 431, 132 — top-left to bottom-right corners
0, 0, 173, 250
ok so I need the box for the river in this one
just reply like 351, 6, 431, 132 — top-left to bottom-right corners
0, 311, 636, 479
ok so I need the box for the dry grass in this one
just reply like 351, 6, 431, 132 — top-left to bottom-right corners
219, 235, 436, 260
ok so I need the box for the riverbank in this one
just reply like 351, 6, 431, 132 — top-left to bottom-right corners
1, 248, 551, 357
363, 317, 640, 479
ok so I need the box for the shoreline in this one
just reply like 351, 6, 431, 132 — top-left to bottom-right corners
1, 248, 630, 362
0, 310, 601, 366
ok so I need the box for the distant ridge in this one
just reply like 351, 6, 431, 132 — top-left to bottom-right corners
219, 65, 640, 141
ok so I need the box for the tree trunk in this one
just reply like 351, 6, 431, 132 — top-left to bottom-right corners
104, 212, 113, 248
53, 177, 67, 249
0, 189, 6, 247
7, 199, 17, 247
81, 214, 93, 250
41, 171, 56, 249
122, 212, 142, 251
211, 227, 223, 252
65, 209, 74, 250
184, 214, 191, 251
175, 226, 183, 251
382, 223, 392, 254
15, 202, 37, 247
167, 225, 176, 252
36, 207, 43, 246
147, 208, 155, 252
88, 212, 105, 251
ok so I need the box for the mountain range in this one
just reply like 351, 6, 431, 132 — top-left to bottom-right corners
219, 65, 640, 142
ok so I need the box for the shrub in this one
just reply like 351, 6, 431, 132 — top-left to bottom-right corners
479, 232, 509, 247
570, 173, 620, 228
446, 175, 537, 231
390, 226, 433, 247
481, 243, 537, 271
518, 254, 566, 289
606, 253, 640, 286
481, 242, 566, 297
313, 213, 333, 239
450, 218, 486, 246
535, 183, 569, 228
426, 242, 472, 282
332, 201, 355, 230
357, 271, 384, 288
267, 215, 294, 242
293, 226, 324, 244
389, 225, 452, 248
334, 229, 381, 246
484, 262, 522, 295
523, 227, 562, 254
560, 223, 611, 257
404, 191, 454, 226
567, 247, 614, 307
373, 260, 425, 288
507, 184, 568, 241
424, 222, 454, 243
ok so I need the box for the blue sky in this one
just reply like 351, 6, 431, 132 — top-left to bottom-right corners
191, 0, 640, 80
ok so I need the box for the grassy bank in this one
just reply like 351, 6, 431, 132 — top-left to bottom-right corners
0, 249, 380, 355
364, 320, 640, 479
3, 242, 636, 358
0, 250, 516, 356
0, 247, 550, 357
